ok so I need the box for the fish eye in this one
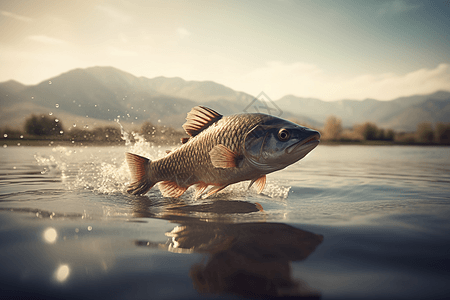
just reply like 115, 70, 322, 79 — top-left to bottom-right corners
277, 129, 290, 141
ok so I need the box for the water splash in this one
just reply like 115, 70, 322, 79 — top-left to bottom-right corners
33, 123, 290, 200
34, 147, 69, 177
205, 180, 291, 200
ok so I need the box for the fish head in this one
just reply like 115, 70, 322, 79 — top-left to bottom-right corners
243, 116, 320, 172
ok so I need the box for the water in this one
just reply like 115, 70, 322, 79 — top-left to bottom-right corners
1, 142, 450, 299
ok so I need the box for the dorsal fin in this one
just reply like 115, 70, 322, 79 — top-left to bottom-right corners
182, 106, 222, 137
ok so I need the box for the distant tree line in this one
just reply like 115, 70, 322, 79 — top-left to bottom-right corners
1, 114, 449, 145
316, 115, 450, 144
24, 114, 64, 136
139, 121, 186, 143
0, 114, 186, 145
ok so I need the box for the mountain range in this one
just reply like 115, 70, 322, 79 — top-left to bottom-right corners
1, 66, 449, 132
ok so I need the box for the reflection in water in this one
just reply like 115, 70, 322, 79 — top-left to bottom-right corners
43, 227, 57, 244
43, 227, 70, 282
55, 264, 70, 282
133, 197, 323, 298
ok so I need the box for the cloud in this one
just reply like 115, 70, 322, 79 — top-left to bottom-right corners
96, 5, 131, 23
1, 10, 33, 22
107, 46, 138, 57
377, 0, 421, 16
27, 35, 66, 45
236, 61, 450, 101
177, 27, 191, 39
118, 33, 128, 43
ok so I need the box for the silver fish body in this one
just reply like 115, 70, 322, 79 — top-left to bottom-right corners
126, 106, 320, 198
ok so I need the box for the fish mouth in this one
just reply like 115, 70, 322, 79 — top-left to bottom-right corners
285, 134, 320, 155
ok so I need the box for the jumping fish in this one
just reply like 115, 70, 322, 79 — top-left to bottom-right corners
126, 106, 320, 198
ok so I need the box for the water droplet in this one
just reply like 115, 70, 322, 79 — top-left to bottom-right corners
3, 134, 7, 138
48, 81, 52, 85
86, 115, 88, 118
17, 143, 20, 146
59, 130, 64, 134
55, 104, 59, 108
83, 125, 89, 129
87, 226, 92, 231
94, 104, 97, 107
49, 112, 53, 116
31, 96, 34, 99
3, 144, 7, 148
157, 119, 161, 123
55, 119, 59, 123
72, 123, 76, 127
71, 140, 75, 144
20, 135, 23, 139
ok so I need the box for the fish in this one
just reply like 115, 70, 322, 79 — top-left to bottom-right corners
126, 106, 320, 198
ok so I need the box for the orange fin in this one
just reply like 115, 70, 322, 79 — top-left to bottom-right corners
159, 181, 188, 198
182, 106, 222, 137
248, 175, 266, 194
209, 144, 241, 168
194, 182, 208, 199
180, 137, 190, 144
204, 185, 228, 198
255, 202, 264, 211
126, 152, 155, 195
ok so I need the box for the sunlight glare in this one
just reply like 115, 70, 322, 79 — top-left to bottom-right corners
55, 264, 70, 282
43, 227, 57, 243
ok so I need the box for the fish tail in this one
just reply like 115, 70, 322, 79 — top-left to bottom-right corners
125, 152, 155, 195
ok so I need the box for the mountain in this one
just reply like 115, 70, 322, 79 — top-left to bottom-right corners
0, 66, 318, 130
276, 91, 450, 131
0, 80, 27, 95
1, 66, 449, 132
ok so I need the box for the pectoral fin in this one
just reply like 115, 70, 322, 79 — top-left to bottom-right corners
209, 144, 242, 168
248, 175, 266, 194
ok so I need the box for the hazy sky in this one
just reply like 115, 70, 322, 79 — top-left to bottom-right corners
1, 0, 449, 100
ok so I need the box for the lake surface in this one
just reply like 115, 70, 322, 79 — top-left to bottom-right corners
1, 142, 450, 299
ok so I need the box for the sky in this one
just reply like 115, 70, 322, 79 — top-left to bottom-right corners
1, 0, 449, 101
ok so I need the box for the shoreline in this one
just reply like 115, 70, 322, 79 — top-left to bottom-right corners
1, 138, 448, 147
